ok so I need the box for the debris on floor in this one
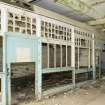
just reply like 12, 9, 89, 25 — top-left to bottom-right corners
11, 78, 105, 105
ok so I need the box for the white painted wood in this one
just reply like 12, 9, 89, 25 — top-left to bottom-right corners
1, 8, 8, 105
0, 1, 104, 104
71, 27, 75, 87
47, 43, 49, 68
88, 40, 91, 68
54, 44, 56, 68
92, 34, 96, 80
36, 15, 41, 37
61, 45, 62, 68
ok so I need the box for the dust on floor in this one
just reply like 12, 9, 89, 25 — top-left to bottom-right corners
14, 79, 105, 105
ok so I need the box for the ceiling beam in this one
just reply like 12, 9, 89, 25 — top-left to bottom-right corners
91, 0, 105, 6
88, 18, 105, 25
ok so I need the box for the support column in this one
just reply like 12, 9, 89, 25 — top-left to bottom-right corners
35, 15, 42, 100
54, 44, 56, 68
99, 49, 102, 79
71, 27, 75, 87
1, 8, 8, 105
61, 45, 62, 68
66, 44, 68, 67
92, 34, 96, 80
78, 45, 79, 70
89, 40, 91, 68
47, 43, 49, 68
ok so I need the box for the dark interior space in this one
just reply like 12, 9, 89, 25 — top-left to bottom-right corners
11, 62, 35, 105
42, 71, 73, 91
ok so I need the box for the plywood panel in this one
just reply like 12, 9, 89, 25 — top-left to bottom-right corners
75, 48, 78, 69
62, 45, 66, 67
56, 45, 61, 67
49, 44, 54, 68
79, 48, 88, 67
67, 46, 71, 66
42, 43, 48, 68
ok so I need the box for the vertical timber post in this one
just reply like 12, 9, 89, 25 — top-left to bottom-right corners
1, 7, 8, 105
35, 15, 42, 100
92, 34, 96, 80
71, 27, 75, 87
88, 40, 91, 69
99, 49, 101, 79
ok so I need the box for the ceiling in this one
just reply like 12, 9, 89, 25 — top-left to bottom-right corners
30, 0, 95, 22
25, 0, 105, 31
26, 0, 105, 30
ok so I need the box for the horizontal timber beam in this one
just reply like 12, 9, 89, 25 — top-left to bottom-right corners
88, 18, 105, 25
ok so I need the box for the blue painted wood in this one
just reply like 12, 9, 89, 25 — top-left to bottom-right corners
35, 38, 42, 100
6, 33, 42, 105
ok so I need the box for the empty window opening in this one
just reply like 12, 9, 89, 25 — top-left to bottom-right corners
42, 71, 72, 91
11, 62, 35, 105
49, 44, 54, 68
42, 43, 48, 69
56, 45, 61, 67
76, 72, 93, 83
67, 46, 71, 67
62, 45, 66, 67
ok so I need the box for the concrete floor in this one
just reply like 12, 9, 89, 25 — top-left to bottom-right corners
14, 79, 105, 105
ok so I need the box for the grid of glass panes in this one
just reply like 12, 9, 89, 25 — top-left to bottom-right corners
0, 10, 1, 31
74, 29, 92, 47
8, 12, 36, 35
41, 20, 71, 41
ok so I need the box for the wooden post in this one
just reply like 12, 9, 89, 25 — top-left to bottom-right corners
92, 34, 96, 80
71, 27, 75, 87
35, 15, 42, 100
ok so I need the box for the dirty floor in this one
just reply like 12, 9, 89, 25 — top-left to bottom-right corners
13, 79, 105, 105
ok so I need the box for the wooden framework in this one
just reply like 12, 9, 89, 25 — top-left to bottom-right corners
0, 1, 104, 105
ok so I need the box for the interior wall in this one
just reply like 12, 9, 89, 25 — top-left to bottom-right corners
79, 48, 88, 68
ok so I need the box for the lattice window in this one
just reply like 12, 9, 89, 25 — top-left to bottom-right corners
8, 12, 36, 35
74, 29, 92, 47
41, 20, 71, 41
